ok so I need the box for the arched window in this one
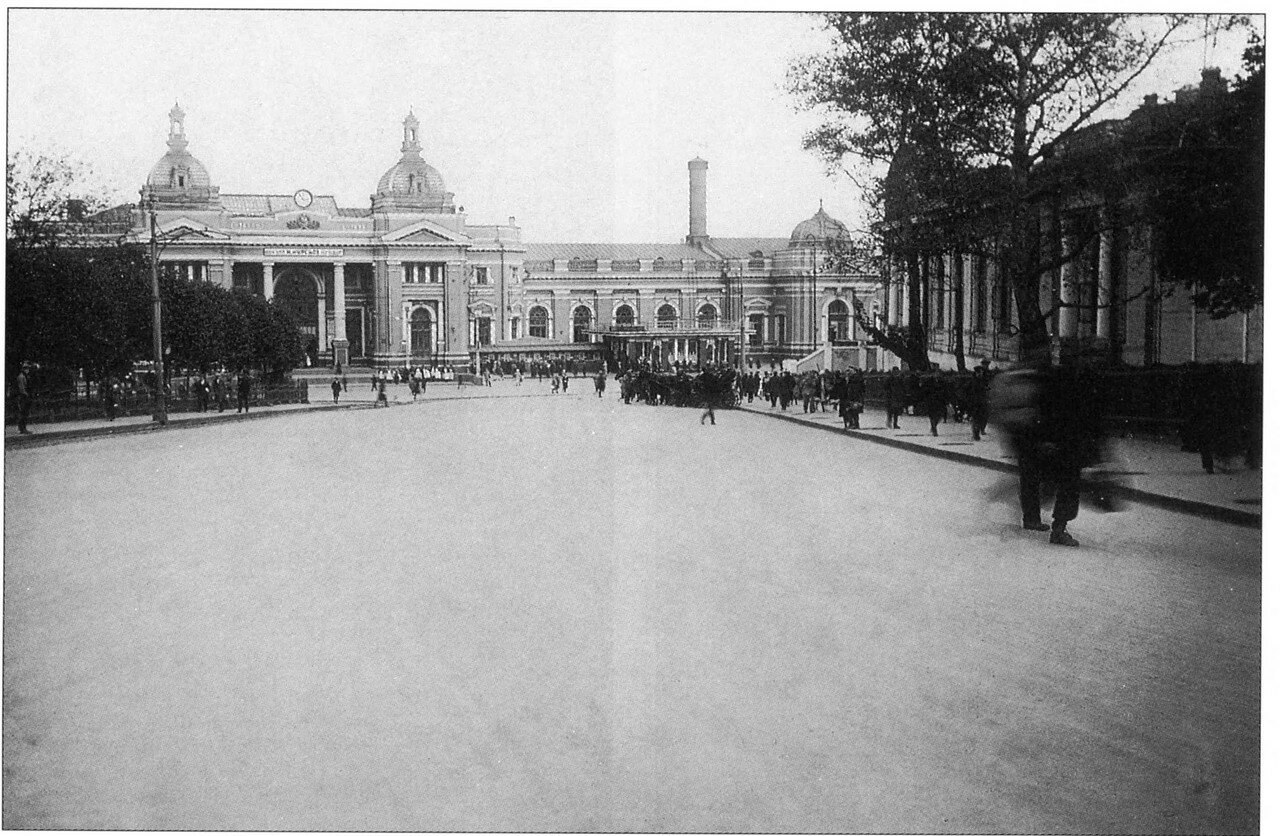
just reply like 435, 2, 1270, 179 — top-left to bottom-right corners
529, 306, 550, 339
572, 306, 593, 343
656, 304, 678, 329
697, 304, 717, 329
408, 174, 416, 193
614, 304, 635, 327
827, 299, 850, 342
410, 308, 434, 356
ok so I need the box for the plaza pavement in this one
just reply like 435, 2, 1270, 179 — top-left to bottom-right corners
2, 387, 1260, 831
7, 376, 1264, 528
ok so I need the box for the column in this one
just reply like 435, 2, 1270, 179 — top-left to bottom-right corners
221, 257, 234, 290
332, 263, 349, 367
887, 270, 900, 327
262, 262, 274, 301
1058, 231, 1079, 339
1095, 216, 1114, 341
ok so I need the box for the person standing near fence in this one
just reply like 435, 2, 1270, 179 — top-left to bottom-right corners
236, 371, 251, 413
885, 367, 905, 429
15, 363, 34, 434
969, 360, 992, 440
101, 376, 118, 422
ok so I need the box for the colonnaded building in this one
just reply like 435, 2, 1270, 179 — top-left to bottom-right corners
106, 104, 880, 371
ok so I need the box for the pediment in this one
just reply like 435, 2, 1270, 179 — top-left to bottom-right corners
382, 218, 469, 244
158, 218, 230, 241
745, 296, 773, 311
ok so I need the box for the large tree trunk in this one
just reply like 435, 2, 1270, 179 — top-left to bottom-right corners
952, 252, 967, 371
904, 251, 931, 371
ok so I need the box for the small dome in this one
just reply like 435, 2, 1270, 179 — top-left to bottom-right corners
376, 159, 446, 196
147, 151, 212, 190
790, 205, 851, 246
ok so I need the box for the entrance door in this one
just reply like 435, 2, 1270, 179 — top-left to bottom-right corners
346, 309, 365, 358
275, 269, 321, 363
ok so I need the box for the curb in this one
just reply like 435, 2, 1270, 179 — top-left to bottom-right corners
739, 407, 1262, 529
4, 402, 372, 448
4, 390, 563, 449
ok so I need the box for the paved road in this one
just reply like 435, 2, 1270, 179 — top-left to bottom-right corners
3, 392, 1260, 831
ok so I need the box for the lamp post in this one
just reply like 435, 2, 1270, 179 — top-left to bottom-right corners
148, 201, 168, 425
738, 265, 746, 372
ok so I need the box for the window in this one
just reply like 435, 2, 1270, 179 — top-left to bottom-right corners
614, 304, 635, 327
529, 306, 549, 338
403, 263, 443, 283
827, 300, 850, 342
698, 304, 717, 329
573, 307, 592, 343
656, 304, 678, 329
773, 314, 787, 343
749, 314, 764, 346
474, 266, 491, 285
476, 317, 492, 346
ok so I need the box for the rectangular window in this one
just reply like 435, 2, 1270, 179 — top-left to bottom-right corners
474, 266, 491, 285
774, 314, 787, 344
748, 314, 764, 346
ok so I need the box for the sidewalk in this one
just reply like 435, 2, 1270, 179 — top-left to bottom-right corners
7, 380, 1263, 527
738, 398, 1263, 528
3, 378, 555, 448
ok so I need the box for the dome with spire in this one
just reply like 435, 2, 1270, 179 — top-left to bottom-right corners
789, 204, 851, 248
372, 111, 454, 213
142, 103, 217, 207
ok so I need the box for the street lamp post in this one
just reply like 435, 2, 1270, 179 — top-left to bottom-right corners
738, 265, 746, 372
148, 202, 168, 425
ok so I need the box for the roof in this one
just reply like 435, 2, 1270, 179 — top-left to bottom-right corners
522, 242, 711, 262
705, 238, 790, 258
220, 194, 347, 217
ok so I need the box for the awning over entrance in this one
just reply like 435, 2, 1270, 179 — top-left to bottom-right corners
588, 326, 741, 371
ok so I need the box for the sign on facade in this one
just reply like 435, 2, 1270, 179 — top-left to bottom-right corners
263, 247, 344, 258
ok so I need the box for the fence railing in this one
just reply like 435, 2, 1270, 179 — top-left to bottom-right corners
6, 380, 310, 425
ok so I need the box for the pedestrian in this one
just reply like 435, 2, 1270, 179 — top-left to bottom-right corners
213, 374, 227, 412
698, 367, 718, 425
561, 371, 570, 393
922, 367, 948, 436
516, 367, 523, 386
552, 373, 560, 394
341, 373, 348, 393
969, 359, 992, 441
371, 373, 378, 392
885, 367, 904, 429
594, 368, 607, 398
990, 354, 1104, 547
377, 379, 389, 407
331, 376, 342, 403
16, 363, 34, 434
779, 371, 795, 411
236, 371, 252, 413
194, 376, 210, 412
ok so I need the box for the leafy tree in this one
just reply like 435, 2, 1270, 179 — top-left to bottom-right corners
1144, 35, 1263, 318
6, 149, 111, 253
790, 13, 1241, 360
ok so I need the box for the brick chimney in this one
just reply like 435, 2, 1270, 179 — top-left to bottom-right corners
687, 157, 708, 247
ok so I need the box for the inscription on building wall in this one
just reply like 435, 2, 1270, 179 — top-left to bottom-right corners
263, 247, 344, 258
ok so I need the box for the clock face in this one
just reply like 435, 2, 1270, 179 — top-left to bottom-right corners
293, 189, 313, 208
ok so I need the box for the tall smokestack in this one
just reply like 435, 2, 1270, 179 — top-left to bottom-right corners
687, 157, 708, 246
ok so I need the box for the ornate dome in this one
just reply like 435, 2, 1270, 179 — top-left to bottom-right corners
376, 158, 445, 195
372, 111, 454, 212
142, 103, 218, 207
789, 204, 851, 247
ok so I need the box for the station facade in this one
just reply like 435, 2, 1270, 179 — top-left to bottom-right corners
114, 104, 880, 371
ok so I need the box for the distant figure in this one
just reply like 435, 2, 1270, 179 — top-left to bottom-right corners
377, 380, 389, 407
236, 372, 251, 413
331, 376, 342, 403
16, 363, 33, 434
969, 360, 992, 440
552, 374, 560, 394
213, 374, 228, 412
594, 369, 607, 398
885, 368, 904, 429
561, 372, 570, 393
193, 376, 210, 412
698, 368, 718, 426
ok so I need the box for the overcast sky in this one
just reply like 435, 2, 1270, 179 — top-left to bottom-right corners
7, 10, 1259, 243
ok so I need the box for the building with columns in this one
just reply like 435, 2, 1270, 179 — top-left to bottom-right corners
878, 69, 1262, 370
105, 105, 881, 371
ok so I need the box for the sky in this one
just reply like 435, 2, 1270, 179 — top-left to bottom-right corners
6, 9, 1260, 244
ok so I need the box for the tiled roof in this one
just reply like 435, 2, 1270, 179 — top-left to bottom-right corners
522, 242, 711, 262
705, 238, 790, 258
220, 194, 349, 217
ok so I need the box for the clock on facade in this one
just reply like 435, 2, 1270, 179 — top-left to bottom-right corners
293, 189, 313, 209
